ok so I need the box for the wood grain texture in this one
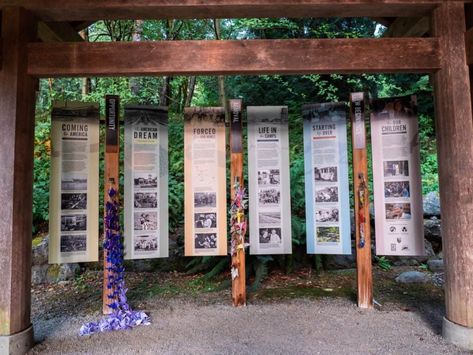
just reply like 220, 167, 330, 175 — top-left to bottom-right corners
103, 96, 120, 315
350, 93, 373, 309
229, 99, 246, 307
0, 7, 37, 335
27, 38, 441, 78
38, 22, 83, 42
432, 2, 473, 328
384, 16, 430, 37
0, 0, 458, 21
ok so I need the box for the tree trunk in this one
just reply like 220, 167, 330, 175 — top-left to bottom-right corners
130, 20, 144, 97
80, 28, 91, 98
185, 76, 196, 107
214, 19, 228, 118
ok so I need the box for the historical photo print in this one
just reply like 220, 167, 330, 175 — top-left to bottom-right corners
314, 166, 338, 183
384, 181, 410, 198
194, 213, 217, 229
258, 188, 281, 206
134, 192, 158, 208
60, 234, 87, 253
259, 228, 282, 244
134, 234, 158, 252
315, 186, 339, 203
61, 214, 87, 232
194, 192, 217, 208
316, 226, 340, 244
134, 172, 158, 189
258, 169, 280, 186
315, 208, 339, 223
61, 176, 87, 191
61, 193, 87, 210
385, 203, 412, 220
194, 233, 218, 249
133, 211, 158, 231
384, 160, 409, 178
258, 212, 281, 224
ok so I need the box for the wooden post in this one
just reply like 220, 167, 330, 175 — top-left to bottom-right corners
103, 95, 120, 314
432, 3, 473, 348
229, 99, 246, 306
0, 6, 37, 353
350, 93, 373, 309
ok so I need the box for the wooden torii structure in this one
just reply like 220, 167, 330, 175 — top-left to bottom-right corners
1, 1, 473, 353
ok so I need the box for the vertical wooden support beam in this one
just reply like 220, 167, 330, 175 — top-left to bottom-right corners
350, 93, 373, 309
432, 2, 473, 350
229, 99, 246, 306
0, 6, 37, 354
103, 95, 120, 314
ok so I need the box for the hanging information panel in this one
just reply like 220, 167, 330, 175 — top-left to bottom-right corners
248, 106, 292, 255
49, 102, 100, 263
303, 103, 351, 255
184, 107, 227, 256
371, 95, 424, 256
124, 106, 169, 259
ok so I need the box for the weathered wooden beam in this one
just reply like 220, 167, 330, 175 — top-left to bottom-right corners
384, 16, 430, 37
350, 92, 373, 310
28, 38, 441, 77
38, 21, 83, 42
466, 27, 473, 65
432, 1, 473, 348
0, 0, 459, 21
0, 6, 37, 353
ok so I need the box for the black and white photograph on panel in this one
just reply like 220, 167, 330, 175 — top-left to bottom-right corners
61, 193, 87, 210
134, 234, 158, 252
194, 213, 217, 229
258, 188, 281, 206
61, 175, 87, 191
383, 160, 409, 178
315, 207, 339, 223
61, 214, 87, 231
314, 166, 338, 183
259, 228, 282, 244
194, 192, 217, 208
258, 211, 281, 224
257, 169, 281, 186
133, 211, 158, 231
194, 233, 218, 249
316, 226, 340, 244
134, 192, 158, 208
384, 181, 410, 198
315, 186, 339, 203
385, 203, 412, 220
60, 234, 87, 253
134, 172, 158, 189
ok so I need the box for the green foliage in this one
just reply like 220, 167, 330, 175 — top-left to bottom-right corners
31, 18, 440, 279
375, 256, 392, 271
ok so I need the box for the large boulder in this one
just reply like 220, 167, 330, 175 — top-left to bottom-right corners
424, 217, 442, 253
427, 259, 444, 273
32, 264, 49, 284
46, 263, 80, 283
423, 192, 441, 218
395, 271, 430, 284
32, 235, 49, 265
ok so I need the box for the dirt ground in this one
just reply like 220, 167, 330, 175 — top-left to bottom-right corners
29, 267, 467, 354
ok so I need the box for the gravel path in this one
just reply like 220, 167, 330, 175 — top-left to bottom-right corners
29, 298, 467, 354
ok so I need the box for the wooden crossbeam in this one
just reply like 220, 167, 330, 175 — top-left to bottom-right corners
466, 27, 473, 65
384, 17, 430, 37
38, 22, 83, 42
0, 0, 461, 21
27, 38, 441, 77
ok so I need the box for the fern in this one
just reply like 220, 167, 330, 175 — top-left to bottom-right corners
248, 256, 272, 292
204, 257, 229, 280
